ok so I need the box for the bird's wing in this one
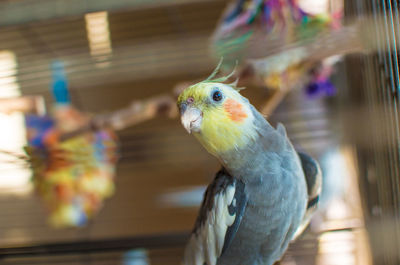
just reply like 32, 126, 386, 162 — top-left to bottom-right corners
276, 123, 322, 203
292, 151, 322, 240
298, 152, 322, 204
276, 123, 322, 240
183, 168, 248, 265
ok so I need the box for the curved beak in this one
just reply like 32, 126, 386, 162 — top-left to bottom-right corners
180, 106, 203, 134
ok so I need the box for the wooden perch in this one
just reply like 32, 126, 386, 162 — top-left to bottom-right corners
0, 96, 46, 115
60, 94, 178, 141
92, 94, 178, 131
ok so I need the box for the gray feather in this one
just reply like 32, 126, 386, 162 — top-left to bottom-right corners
276, 123, 322, 239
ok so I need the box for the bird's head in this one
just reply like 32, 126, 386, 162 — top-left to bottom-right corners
177, 79, 258, 157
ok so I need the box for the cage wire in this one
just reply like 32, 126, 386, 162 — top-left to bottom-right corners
343, 1, 400, 265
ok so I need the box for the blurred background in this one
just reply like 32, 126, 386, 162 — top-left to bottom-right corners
0, 0, 398, 265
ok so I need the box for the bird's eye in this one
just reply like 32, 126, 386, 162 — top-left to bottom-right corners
212, 90, 223, 102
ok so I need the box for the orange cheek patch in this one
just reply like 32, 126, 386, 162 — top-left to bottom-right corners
224, 98, 248, 122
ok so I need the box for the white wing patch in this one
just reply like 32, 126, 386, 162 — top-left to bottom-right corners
183, 184, 236, 265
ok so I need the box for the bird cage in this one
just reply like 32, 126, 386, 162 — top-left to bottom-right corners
0, 0, 398, 265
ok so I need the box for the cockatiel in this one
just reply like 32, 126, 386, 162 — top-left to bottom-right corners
177, 68, 321, 265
